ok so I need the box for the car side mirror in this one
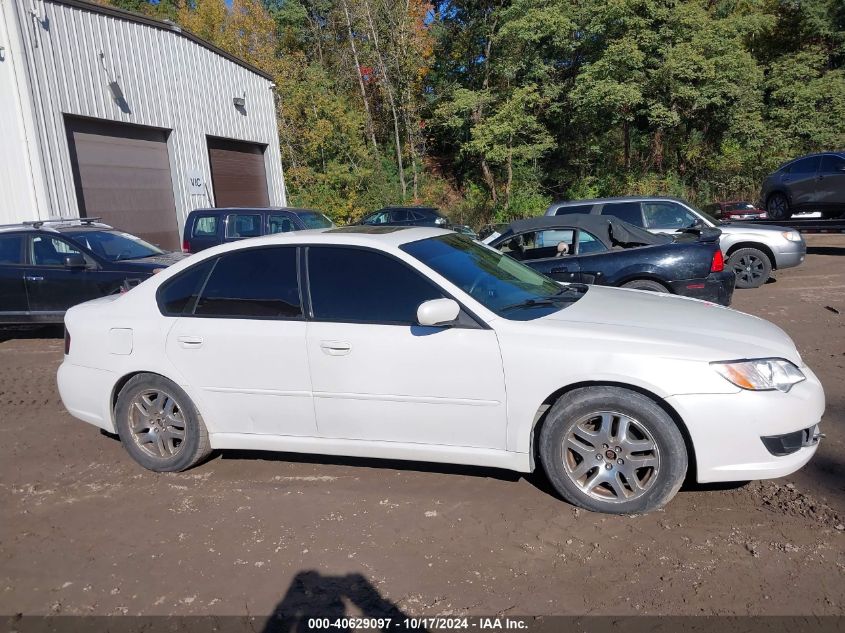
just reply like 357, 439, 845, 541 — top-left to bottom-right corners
64, 254, 87, 268
417, 298, 461, 327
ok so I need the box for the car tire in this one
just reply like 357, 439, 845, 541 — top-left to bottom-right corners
538, 387, 687, 514
114, 373, 211, 472
621, 279, 669, 293
766, 192, 792, 220
728, 247, 772, 289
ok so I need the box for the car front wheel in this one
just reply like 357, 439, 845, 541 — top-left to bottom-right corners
728, 247, 772, 289
114, 373, 211, 472
539, 387, 688, 514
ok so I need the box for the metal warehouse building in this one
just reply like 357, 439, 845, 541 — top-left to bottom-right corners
0, 0, 286, 249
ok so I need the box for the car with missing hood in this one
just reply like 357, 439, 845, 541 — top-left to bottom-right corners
484, 214, 735, 305
546, 197, 806, 289
0, 218, 185, 325
58, 226, 824, 514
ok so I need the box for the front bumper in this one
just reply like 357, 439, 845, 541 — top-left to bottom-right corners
666, 367, 825, 483
773, 240, 807, 269
667, 270, 736, 306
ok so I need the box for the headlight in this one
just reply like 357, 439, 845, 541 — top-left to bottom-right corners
712, 358, 805, 392
781, 230, 802, 242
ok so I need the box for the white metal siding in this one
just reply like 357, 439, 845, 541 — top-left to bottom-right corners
1, 0, 286, 230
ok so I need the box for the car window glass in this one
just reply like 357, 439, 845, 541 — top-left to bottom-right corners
577, 231, 607, 254
820, 155, 845, 173
308, 247, 444, 324
500, 230, 575, 260
193, 216, 218, 237
0, 234, 24, 265
297, 211, 334, 229
30, 235, 82, 266
553, 204, 594, 215
390, 209, 411, 222
69, 230, 162, 261
411, 211, 427, 221
789, 156, 820, 175
158, 259, 215, 315
268, 215, 295, 234
642, 202, 697, 229
194, 247, 301, 318
365, 211, 390, 225
600, 202, 643, 226
225, 214, 262, 238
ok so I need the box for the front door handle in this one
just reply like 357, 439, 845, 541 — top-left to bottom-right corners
24, 275, 44, 282
550, 267, 569, 273
177, 335, 203, 349
320, 340, 352, 356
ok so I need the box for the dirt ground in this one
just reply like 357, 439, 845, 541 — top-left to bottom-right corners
1, 235, 843, 618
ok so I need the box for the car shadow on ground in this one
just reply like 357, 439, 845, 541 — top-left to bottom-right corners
0, 325, 63, 343
807, 245, 845, 256
261, 570, 421, 633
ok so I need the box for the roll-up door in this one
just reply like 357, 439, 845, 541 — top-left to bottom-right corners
207, 137, 270, 208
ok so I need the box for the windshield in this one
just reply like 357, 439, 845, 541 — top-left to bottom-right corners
68, 230, 164, 261
401, 233, 585, 320
298, 211, 334, 229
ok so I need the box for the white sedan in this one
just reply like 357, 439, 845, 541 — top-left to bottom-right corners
57, 227, 825, 514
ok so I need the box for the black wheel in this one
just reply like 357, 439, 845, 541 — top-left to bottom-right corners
114, 373, 211, 472
539, 387, 687, 514
766, 192, 792, 220
728, 247, 772, 289
621, 279, 669, 293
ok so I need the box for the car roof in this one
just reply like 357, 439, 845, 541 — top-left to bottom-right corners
0, 220, 113, 234
549, 195, 689, 208
494, 214, 671, 248
188, 207, 319, 214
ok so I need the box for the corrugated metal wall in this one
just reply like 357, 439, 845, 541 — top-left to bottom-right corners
1, 0, 286, 230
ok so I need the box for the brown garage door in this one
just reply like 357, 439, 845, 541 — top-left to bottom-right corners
65, 117, 180, 250
207, 137, 270, 207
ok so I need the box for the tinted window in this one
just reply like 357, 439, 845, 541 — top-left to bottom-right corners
308, 247, 443, 324
30, 235, 83, 266
642, 202, 697, 229
820, 154, 845, 173
363, 211, 390, 225
390, 209, 411, 222
193, 216, 218, 237
69, 230, 163, 261
268, 214, 295, 234
195, 247, 301, 318
297, 211, 334, 229
158, 259, 215, 316
600, 202, 643, 226
226, 214, 262, 238
553, 204, 594, 215
0, 234, 23, 265
789, 156, 820, 175
577, 231, 607, 254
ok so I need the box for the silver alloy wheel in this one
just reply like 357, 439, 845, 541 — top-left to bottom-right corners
561, 411, 660, 503
732, 253, 765, 286
128, 389, 187, 458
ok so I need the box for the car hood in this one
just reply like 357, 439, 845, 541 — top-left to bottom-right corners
111, 251, 188, 271
716, 222, 792, 235
532, 285, 801, 364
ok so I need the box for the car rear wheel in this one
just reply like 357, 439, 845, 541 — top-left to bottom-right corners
538, 387, 687, 514
114, 373, 211, 472
728, 247, 772, 289
621, 279, 669, 293
766, 192, 792, 221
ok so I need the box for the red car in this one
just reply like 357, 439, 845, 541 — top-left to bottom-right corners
703, 201, 767, 221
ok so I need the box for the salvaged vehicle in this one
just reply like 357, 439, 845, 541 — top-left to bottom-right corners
760, 152, 845, 220
485, 215, 735, 305
58, 226, 824, 514
358, 207, 449, 228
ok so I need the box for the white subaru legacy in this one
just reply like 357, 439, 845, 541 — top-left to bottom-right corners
57, 226, 825, 514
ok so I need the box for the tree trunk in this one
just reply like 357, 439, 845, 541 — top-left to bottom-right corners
623, 119, 631, 170
505, 137, 513, 210
341, 0, 379, 156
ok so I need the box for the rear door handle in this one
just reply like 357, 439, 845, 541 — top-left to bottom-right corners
177, 335, 203, 349
24, 275, 44, 282
320, 340, 351, 356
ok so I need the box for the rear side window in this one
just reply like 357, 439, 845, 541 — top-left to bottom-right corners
820, 154, 845, 173
553, 204, 594, 216
158, 259, 215, 315
195, 247, 301, 318
192, 216, 218, 237
226, 214, 262, 238
600, 202, 644, 226
0, 234, 24, 265
308, 247, 443, 324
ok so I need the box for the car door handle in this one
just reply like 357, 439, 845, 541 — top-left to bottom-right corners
320, 340, 352, 356
177, 335, 203, 349
24, 275, 44, 282
550, 267, 569, 273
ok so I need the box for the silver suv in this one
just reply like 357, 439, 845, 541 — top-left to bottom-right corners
546, 197, 806, 289
760, 152, 845, 221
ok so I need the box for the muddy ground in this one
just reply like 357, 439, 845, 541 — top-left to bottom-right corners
1, 235, 843, 618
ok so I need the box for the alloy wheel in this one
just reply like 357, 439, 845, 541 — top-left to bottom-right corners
732, 254, 765, 286
128, 389, 187, 458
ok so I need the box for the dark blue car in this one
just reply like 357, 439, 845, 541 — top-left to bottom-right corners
487, 214, 735, 305
183, 207, 334, 253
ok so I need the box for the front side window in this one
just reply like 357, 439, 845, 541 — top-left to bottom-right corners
226, 214, 262, 238
268, 215, 295, 234
642, 202, 698, 230
0, 234, 24, 265
193, 216, 218, 237
390, 209, 411, 223
577, 230, 608, 254
297, 211, 334, 229
600, 202, 644, 226
68, 230, 163, 262
789, 156, 820, 175
499, 230, 575, 261
402, 234, 584, 320
195, 247, 301, 318
30, 235, 83, 266
308, 247, 444, 324
363, 211, 390, 225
